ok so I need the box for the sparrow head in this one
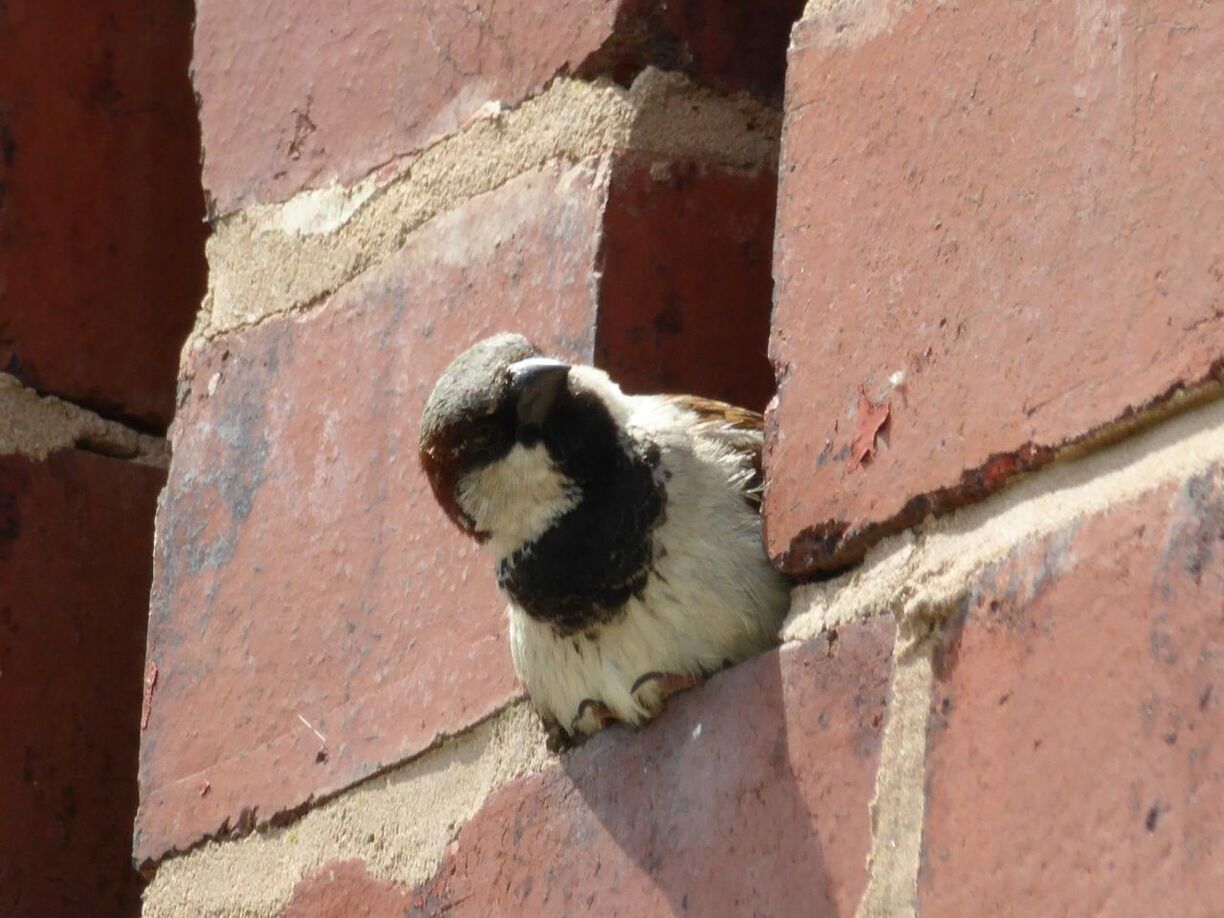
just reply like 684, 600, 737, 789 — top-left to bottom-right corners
419, 333, 582, 551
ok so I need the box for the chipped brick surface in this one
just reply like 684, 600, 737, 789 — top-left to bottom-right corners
410, 620, 895, 917
596, 156, 777, 413
193, 0, 802, 214
0, 452, 164, 916
282, 861, 411, 917
922, 465, 1224, 916
135, 161, 609, 864
0, 0, 206, 428
765, 0, 1224, 575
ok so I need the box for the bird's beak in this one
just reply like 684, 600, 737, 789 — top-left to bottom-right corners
508, 357, 570, 427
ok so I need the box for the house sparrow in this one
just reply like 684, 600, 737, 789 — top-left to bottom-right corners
418, 333, 791, 750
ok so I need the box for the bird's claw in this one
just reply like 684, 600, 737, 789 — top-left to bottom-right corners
572, 698, 618, 736
543, 718, 575, 753
551, 675, 701, 750
631, 671, 701, 718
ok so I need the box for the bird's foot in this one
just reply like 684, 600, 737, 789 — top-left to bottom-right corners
631, 671, 702, 719
571, 698, 618, 737
542, 717, 576, 754
553, 676, 701, 749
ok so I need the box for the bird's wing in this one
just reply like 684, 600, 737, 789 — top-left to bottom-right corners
662, 394, 765, 510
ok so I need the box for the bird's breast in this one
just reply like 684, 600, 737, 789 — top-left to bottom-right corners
495, 456, 666, 636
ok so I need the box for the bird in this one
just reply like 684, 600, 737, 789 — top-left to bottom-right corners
418, 332, 792, 750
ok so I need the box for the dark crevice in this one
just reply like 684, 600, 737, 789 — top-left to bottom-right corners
2, 373, 169, 440
779, 443, 1059, 579
569, 0, 808, 106
592, 154, 779, 413
573, 9, 682, 88
66, 395, 170, 439
583, 2, 810, 416
72, 433, 142, 462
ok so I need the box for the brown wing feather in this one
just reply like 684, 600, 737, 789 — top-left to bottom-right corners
664, 395, 764, 432
662, 394, 765, 511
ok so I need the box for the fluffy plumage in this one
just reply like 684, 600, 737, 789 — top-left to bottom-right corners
419, 333, 791, 748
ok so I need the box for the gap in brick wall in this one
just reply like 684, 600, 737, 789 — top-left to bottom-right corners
593, 156, 780, 414
576, 0, 808, 106
588, 2, 809, 412
4, 374, 172, 440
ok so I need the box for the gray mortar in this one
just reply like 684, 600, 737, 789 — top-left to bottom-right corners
191, 69, 782, 348
855, 630, 933, 918
0, 374, 169, 467
142, 703, 552, 918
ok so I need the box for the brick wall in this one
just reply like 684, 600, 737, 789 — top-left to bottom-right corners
0, 1, 205, 914
130, 0, 1223, 915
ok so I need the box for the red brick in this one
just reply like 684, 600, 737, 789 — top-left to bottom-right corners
282, 860, 410, 918
0, 452, 164, 917
765, 0, 1224, 575
193, 0, 803, 214
135, 161, 605, 864
922, 466, 1224, 916
412, 620, 895, 917
596, 156, 777, 413
0, 0, 207, 428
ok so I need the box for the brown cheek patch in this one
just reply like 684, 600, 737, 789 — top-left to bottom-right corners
418, 440, 477, 537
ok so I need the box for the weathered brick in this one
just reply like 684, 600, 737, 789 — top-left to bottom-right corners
922, 465, 1224, 916
138, 152, 777, 863
410, 620, 895, 917
765, 0, 1224, 575
0, 0, 206, 428
0, 452, 164, 916
136, 160, 604, 865
282, 861, 411, 917
194, 0, 803, 214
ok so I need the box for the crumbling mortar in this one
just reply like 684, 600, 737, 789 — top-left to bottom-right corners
189, 69, 781, 351
855, 623, 936, 918
0, 373, 169, 468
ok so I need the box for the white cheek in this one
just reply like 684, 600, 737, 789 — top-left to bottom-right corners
456, 442, 581, 559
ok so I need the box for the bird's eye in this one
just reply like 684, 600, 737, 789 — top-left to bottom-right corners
466, 421, 501, 453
